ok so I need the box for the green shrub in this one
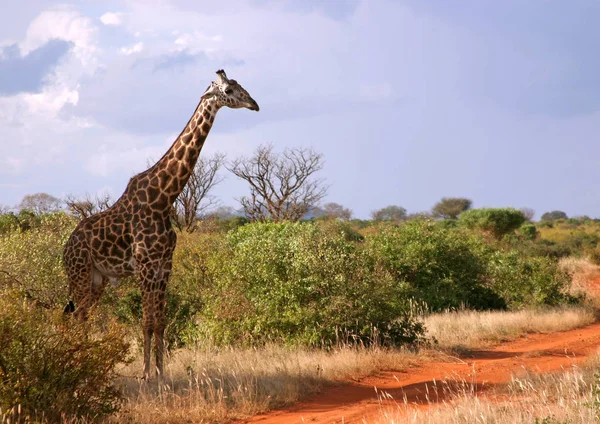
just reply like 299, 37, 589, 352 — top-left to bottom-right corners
196, 222, 422, 346
485, 251, 572, 308
518, 223, 539, 240
459, 208, 526, 239
0, 295, 130, 422
0, 213, 76, 307
367, 220, 505, 311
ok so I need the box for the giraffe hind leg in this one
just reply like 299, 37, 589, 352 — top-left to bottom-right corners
70, 268, 106, 321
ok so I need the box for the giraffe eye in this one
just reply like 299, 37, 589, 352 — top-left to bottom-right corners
224, 88, 233, 95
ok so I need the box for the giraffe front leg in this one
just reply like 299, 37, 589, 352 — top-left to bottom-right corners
141, 287, 155, 381
153, 259, 172, 380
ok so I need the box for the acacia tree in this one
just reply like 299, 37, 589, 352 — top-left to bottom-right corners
228, 144, 328, 222
458, 208, 526, 239
18, 193, 62, 215
64, 193, 113, 220
541, 210, 568, 221
371, 205, 407, 222
172, 152, 226, 231
431, 197, 472, 219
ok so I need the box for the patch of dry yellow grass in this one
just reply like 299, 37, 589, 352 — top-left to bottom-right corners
560, 256, 600, 299
424, 306, 596, 351
113, 344, 419, 423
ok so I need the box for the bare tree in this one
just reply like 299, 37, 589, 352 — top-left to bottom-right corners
172, 152, 226, 232
18, 193, 62, 215
520, 207, 535, 222
64, 192, 114, 220
228, 144, 328, 222
318, 202, 353, 221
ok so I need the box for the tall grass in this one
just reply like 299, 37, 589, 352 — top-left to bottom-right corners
424, 306, 597, 351
113, 343, 419, 423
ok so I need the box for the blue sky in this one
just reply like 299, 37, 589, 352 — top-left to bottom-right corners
1, 0, 599, 219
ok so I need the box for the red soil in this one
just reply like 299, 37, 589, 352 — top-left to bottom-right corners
239, 321, 600, 424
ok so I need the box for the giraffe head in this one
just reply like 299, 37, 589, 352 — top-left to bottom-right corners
202, 69, 259, 111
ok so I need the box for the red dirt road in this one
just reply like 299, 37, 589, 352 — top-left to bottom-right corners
240, 321, 600, 424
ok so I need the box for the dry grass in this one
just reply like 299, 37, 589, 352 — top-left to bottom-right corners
560, 256, 600, 299
110, 304, 597, 423
424, 306, 597, 352
372, 349, 600, 424
113, 343, 419, 423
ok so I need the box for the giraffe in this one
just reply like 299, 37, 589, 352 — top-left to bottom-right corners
63, 69, 259, 379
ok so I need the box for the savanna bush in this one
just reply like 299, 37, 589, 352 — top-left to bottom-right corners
485, 251, 573, 308
195, 222, 422, 346
367, 220, 505, 311
0, 295, 130, 422
459, 207, 526, 239
0, 212, 76, 307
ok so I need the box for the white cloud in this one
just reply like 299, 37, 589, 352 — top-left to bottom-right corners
22, 84, 79, 116
119, 41, 144, 55
20, 8, 97, 63
100, 12, 123, 26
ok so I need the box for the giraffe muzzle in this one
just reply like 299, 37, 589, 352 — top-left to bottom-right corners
247, 99, 260, 111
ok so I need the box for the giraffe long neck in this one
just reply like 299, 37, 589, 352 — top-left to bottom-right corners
138, 96, 220, 211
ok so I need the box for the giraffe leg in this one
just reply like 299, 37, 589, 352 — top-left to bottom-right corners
90, 271, 109, 305
141, 287, 155, 380
154, 259, 172, 380
65, 257, 94, 321
73, 268, 107, 320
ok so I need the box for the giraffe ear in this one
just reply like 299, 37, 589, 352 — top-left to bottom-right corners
201, 83, 217, 99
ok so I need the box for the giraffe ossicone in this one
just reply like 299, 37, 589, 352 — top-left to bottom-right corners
63, 69, 259, 380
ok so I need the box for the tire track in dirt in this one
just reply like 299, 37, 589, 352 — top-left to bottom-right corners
240, 321, 600, 424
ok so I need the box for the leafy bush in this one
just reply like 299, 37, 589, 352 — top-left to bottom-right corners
196, 222, 422, 346
518, 223, 539, 240
0, 295, 130, 422
485, 251, 573, 308
367, 220, 505, 311
541, 210, 568, 221
0, 213, 76, 307
459, 208, 526, 239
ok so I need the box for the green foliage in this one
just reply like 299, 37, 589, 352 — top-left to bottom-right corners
0, 213, 76, 308
0, 210, 49, 233
485, 251, 572, 308
459, 208, 526, 239
197, 222, 422, 346
0, 295, 130, 422
518, 223, 539, 240
541, 210, 568, 221
371, 205, 407, 222
431, 197, 472, 219
367, 220, 505, 311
